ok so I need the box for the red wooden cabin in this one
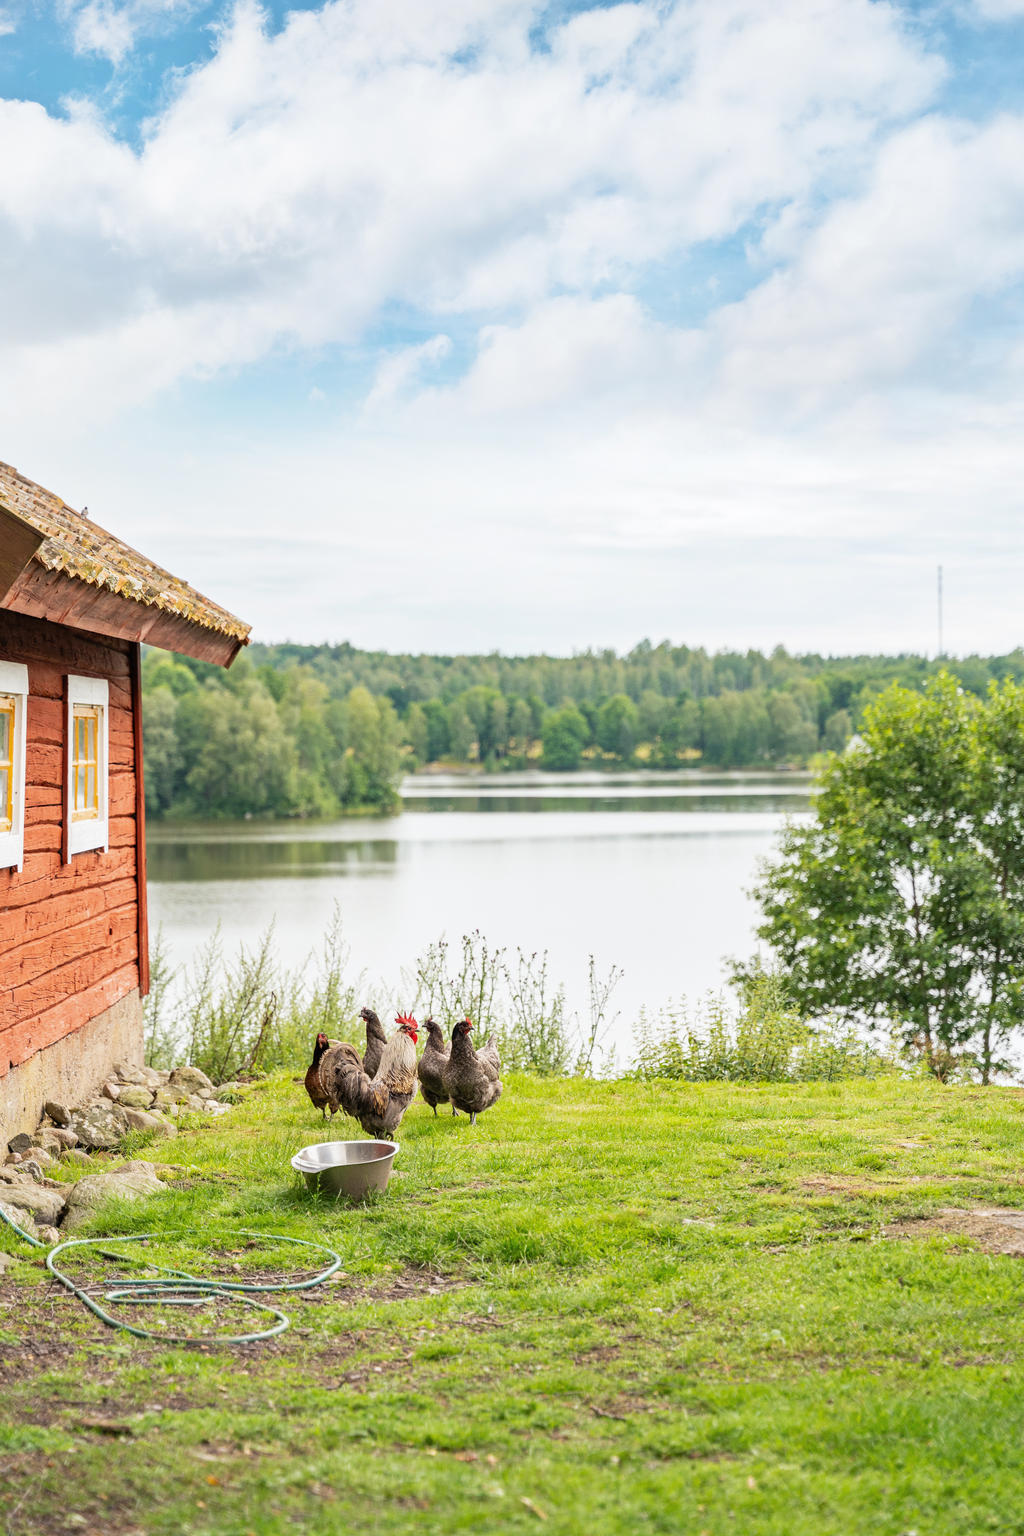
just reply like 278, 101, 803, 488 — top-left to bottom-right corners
0, 460, 250, 1139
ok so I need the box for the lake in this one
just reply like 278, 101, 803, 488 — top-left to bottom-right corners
148, 770, 812, 1062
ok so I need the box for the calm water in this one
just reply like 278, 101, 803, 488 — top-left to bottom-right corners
148, 771, 812, 1059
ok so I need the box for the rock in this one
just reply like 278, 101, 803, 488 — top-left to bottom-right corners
117, 1086, 155, 1110
114, 1062, 165, 1090
214, 1082, 249, 1102
62, 1148, 94, 1169
30, 1130, 65, 1154
34, 1226, 60, 1247
7, 1133, 32, 1156
51, 1128, 78, 1149
122, 1108, 176, 1139
153, 1087, 189, 1109
43, 1101, 73, 1128
61, 1161, 165, 1234
186, 1095, 208, 1112
169, 1065, 215, 1095
22, 1149, 53, 1172
70, 1102, 130, 1151
0, 1249, 21, 1271
0, 1181, 67, 1226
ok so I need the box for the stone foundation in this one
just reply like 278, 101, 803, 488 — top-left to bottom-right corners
0, 991, 143, 1143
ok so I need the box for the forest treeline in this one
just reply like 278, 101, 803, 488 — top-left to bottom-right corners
141, 640, 1024, 819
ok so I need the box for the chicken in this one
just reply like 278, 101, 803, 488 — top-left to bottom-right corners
359, 1006, 388, 1079
324, 1014, 420, 1139
417, 1017, 454, 1116
304, 1032, 333, 1117
443, 1018, 503, 1125
316, 1005, 390, 1119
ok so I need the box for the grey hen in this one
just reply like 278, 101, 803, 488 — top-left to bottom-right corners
359, 1006, 389, 1078
417, 1017, 453, 1115
443, 1017, 503, 1125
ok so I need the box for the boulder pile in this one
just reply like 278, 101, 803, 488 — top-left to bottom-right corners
1, 1061, 248, 1246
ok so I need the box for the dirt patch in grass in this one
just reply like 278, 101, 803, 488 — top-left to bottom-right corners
885, 1206, 1024, 1255
799, 1174, 958, 1196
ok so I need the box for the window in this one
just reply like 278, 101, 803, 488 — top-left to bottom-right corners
66, 675, 109, 858
71, 706, 100, 821
0, 660, 28, 872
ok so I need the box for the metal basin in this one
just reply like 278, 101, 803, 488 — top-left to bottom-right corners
291, 1140, 398, 1203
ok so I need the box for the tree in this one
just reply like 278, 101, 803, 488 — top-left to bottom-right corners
596, 694, 639, 761
142, 687, 181, 815
340, 686, 402, 810
446, 700, 474, 761
823, 708, 852, 754
541, 706, 588, 770
422, 699, 451, 762
404, 702, 429, 765
745, 675, 1024, 1081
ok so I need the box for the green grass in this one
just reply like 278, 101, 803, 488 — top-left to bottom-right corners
3, 1075, 1024, 1535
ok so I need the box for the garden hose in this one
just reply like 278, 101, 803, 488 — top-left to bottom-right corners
0, 1200, 342, 1344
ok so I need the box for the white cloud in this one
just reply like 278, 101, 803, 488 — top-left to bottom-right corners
971, 0, 1024, 17
6, 0, 1024, 655
0, 0, 943, 422
60, 0, 199, 63
365, 335, 453, 412
0, 10, 16, 37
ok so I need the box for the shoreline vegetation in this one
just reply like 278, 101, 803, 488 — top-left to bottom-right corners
144, 917, 915, 1089
142, 638, 1024, 822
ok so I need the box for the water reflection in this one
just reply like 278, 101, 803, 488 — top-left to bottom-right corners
148, 837, 401, 882
408, 792, 808, 815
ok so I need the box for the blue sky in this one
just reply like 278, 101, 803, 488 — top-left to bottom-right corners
1, 0, 1023, 655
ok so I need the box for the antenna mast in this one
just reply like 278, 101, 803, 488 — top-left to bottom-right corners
937, 564, 944, 660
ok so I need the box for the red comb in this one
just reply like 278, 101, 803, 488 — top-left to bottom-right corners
396, 1012, 418, 1027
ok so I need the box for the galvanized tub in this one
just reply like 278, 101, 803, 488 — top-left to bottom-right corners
291, 1140, 398, 1203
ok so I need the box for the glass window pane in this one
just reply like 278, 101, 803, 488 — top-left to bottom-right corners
88, 764, 96, 810
0, 766, 9, 825
0, 708, 11, 763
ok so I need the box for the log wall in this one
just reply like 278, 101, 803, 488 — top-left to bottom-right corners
0, 609, 142, 1081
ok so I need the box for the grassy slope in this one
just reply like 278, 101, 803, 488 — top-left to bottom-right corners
2, 1074, 1024, 1535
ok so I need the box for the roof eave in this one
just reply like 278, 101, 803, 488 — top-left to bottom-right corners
1, 544, 249, 667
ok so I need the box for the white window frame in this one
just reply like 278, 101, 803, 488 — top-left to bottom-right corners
66, 674, 109, 859
0, 660, 28, 873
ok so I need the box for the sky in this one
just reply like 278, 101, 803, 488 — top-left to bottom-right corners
1, 0, 1023, 657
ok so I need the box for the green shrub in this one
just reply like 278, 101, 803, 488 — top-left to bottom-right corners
630, 970, 898, 1083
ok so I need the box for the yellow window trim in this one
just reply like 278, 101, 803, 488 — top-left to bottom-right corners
0, 694, 14, 835
71, 703, 101, 823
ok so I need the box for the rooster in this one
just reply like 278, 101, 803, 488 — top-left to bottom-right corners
417, 1018, 454, 1116
443, 1018, 502, 1125
304, 1032, 333, 1118
324, 1014, 420, 1139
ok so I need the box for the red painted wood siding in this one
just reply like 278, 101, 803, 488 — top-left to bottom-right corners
0, 610, 141, 1075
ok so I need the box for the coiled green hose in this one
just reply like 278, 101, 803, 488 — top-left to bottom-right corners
0, 1197, 342, 1344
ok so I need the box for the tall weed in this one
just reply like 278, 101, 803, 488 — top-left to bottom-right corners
143, 905, 367, 1083
413, 932, 620, 1075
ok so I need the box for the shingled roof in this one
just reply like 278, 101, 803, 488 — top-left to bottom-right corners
0, 460, 250, 667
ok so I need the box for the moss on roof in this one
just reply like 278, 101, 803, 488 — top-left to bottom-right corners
0, 460, 250, 642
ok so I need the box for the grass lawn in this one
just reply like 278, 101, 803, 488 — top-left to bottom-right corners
3, 1073, 1024, 1535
